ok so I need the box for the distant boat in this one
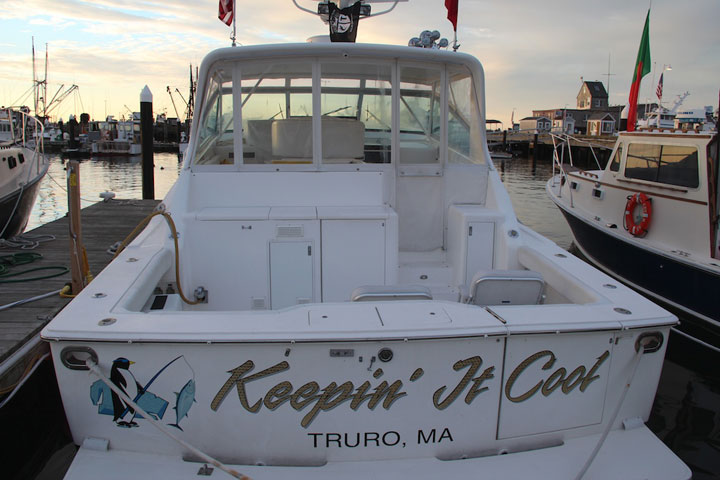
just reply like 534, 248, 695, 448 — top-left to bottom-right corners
0, 109, 49, 239
490, 150, 513, 161
637, 92, 688, 130
675, 106, 716, 132
548, 127, 720, 349
91, 115, 141, 156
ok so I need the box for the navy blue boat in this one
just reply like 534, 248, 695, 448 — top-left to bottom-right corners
548, 129, 720, 349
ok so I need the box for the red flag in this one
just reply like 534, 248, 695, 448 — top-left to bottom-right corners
445, 0, 458, 31
219, 0, 233, 26
627, 10, 651, 132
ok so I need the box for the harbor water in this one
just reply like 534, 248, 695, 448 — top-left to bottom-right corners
5, 152, 719, 479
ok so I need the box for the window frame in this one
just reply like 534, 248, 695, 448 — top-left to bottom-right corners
190, 56, 485, 174
623, 141, 700, 189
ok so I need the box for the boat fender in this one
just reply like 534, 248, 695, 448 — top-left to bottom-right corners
623, 192, 652, 237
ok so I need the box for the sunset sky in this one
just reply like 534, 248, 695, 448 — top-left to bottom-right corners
2, 0, 718, 126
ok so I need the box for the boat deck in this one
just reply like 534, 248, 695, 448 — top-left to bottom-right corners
0, 199, 159, 383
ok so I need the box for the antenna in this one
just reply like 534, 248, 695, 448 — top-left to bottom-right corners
602, 53, 615, 99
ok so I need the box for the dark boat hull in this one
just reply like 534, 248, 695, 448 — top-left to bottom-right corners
557, 206, 720, 349
0, 166, 46, 239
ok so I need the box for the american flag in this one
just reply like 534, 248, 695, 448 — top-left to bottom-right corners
656, 72, 663, 101
219, 0, 233, 26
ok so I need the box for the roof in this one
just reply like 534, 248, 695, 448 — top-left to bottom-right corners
583, 81, 608, 99
520, 116, 550, 121
588, 112, 615, 121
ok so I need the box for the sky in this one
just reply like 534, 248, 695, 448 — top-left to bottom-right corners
2, 0, 719, 126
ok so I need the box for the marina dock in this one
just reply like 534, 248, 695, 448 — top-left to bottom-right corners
486, 131, 616, 167
0, 199, 159, 386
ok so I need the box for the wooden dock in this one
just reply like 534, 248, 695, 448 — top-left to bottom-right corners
0, 199, 159, 386
486, 131, 615, 168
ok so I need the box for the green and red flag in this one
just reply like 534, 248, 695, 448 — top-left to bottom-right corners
627, 10, 651, 132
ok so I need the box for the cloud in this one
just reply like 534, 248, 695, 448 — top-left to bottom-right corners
1, 0, 718, 124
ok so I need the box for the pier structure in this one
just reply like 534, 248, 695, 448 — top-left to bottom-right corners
487, 130, 615, 168
0, 200, 159, 390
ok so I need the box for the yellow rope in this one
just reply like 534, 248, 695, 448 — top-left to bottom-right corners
59, 284, 74, 298
0, 352, 48, 395
113, 210, 200, 305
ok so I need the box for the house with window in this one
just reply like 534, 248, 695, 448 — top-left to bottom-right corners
587, 112, 616, 136
577, 81, 608, 110
519, 116, 551, 133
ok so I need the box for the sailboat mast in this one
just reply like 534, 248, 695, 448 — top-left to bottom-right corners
44, 43, 49, 119
32, 37, 37, 116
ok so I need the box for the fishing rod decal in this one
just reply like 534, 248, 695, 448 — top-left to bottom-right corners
90, 355, 196, 429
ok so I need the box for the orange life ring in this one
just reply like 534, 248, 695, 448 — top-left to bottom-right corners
624, 192, 652, 237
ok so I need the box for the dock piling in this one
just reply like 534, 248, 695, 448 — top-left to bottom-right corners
67, 161, 86, 294
140, 86, 155, 200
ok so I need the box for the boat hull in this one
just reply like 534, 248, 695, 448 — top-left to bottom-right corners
50, 325, 669, 469
91, 141, 141, 156
555, 204, 720, 348
0, 162, 46, 238
63, 424, 690, 480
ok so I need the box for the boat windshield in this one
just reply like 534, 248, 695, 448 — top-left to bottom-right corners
624, 143, 699, 188
193, 58, 484, 167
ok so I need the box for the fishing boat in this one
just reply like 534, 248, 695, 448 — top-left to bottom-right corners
43, 2, 689, 478
0, 109, 48, 239
547, 128, 720, 350
91, 115, 141, 156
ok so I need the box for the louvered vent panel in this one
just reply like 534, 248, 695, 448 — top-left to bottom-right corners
276, 225, 304, 237
251, 297, 267, 310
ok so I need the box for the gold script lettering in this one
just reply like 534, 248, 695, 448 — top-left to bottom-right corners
210, 360, 290, 412
580, 351, 610, 392
505, 350, 556, 403
212, 362, 408, 428
505, 350, 611, 403
433, 356, 494, 410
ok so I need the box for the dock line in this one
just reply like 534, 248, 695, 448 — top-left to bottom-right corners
0, 352, 49, 409
85, 359, 250, 480
0, 289, 63, 312
671, 327, 720, 354
574, 334, 653, 479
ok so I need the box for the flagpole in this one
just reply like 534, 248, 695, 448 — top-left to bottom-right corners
231, 0, 237, 46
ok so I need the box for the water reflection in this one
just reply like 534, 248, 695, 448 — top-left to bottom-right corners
496, 156, 573, 249
650, 336, 720, 480
27, 153, 184, 231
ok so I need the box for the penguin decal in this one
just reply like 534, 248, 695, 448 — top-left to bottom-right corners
110, 357, 140, 427
89, 355, 195, 431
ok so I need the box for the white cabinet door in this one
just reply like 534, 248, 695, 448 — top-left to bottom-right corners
465, 222, 494, 285
322, 220, 386, 302
270, 241, 313, 309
